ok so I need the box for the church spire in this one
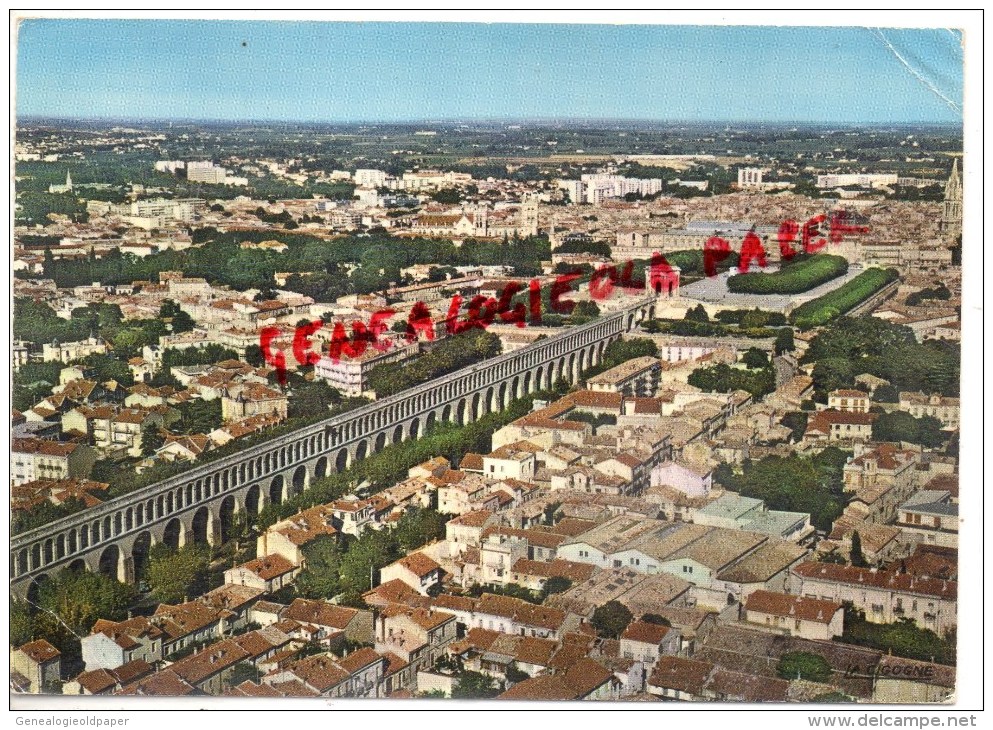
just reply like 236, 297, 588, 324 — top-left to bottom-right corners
940, 158, 962, 240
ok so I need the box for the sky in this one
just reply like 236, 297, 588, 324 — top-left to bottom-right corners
15, 20, 964, 125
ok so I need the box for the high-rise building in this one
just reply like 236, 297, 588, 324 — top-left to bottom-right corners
185, 162, 228, 184
737, 167, 763, 187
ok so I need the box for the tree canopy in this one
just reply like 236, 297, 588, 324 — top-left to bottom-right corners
591, 600, 634, 639
776, 651, 832, 682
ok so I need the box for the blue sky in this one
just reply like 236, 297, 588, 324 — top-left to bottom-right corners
16, 20, 964, 124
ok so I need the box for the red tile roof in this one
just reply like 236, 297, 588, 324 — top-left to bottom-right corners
621, 620, 672, 645
793, 562, 957, 600
745, 590, 842, 624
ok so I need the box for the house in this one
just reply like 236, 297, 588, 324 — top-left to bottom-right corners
164, 628, 295, 695
11, 640, 61, 693
11, 437, 96, 486
156, 433, 211, 463
198, 584, 266, 632
257, 504, 340, 567
497, 657, 620, 701
445, 510, 499, 557
743, 590, 844, 640
788, 562, 957, 634
619, 620, 681, 666
82, 616, 165, 670
379, 552, 444, 596
649, 459, 713, 498
871, 655, 956, 704
87, 406, 171, 458
843, 443, 921, 495
116, 670, 200, 697
895, 490, 958, 549
221, 382, 289, 422
63, 659, 155, 696
898, 392, 960, 430
587, 356, 661, 397
152, 601, 230, 656
262, 649, 385, 698
646, 656, 714, 701
469, 593, 577, 639
804, 410, 876, 445
827, 389, 870, 413
374, 605, 457, 679
483, 442, 538, 482
328, 497, 375, 536
712, 540, 809, 604
282, 598, 374, 644
11, 477, 109, 513
224, 554, 300, 593
508, 558, 596, 593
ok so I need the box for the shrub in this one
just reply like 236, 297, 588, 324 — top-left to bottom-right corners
728, 254, 848, 295
790, 268, 898, 329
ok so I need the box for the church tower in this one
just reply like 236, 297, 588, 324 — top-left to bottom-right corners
940, 159, 962, 241
521, 195, 539, 238
65, 171, 72, 191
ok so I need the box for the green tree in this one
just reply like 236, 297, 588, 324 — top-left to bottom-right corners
147, 544, 209, 604
10, 600, 35, 647
175, 399, 223, 435
712, 463, 735, 489
244, 344, 265, 367
742, 347, 770, 369
684, 304, 710, 323
591, 600, 633, 639
776, 651, 832, 682
641, 614, 672, 627
294, 534, 344, 599
31, 568, 136, 669
811, 358, 856, 399
774, 328, 795, 355
505, 663, 530, 684
569, 300, 601, 325
872, 412, 947, 448
160, 299, 196, 333
841, 607, 955, 664
542, 501, 562, 526
140, 423, 165, 457
541, 576, 572, 597
734, 453, 845, 531
780, 412, 809, 443
850, 531, 868, 568
873, 384, 899, 403
451, 670, 501, 699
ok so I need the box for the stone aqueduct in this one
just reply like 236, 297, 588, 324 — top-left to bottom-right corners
10, 297, 657, 598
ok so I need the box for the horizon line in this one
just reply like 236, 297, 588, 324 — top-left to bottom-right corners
17, 114, 964, 129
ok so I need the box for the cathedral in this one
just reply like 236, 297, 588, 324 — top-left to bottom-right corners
48, 171, 73, 195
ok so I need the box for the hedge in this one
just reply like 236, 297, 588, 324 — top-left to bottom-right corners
727, 254, 849, 294
790, 268, 898, 329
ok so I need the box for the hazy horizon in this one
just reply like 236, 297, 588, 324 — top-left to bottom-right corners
16, 21, 963, 126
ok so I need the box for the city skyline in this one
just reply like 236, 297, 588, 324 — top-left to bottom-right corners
16, 20, 964, 125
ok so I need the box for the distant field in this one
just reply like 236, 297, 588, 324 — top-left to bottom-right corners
789, 267, 899, 329
456, 154, 615, 165
728, 254, 849, 295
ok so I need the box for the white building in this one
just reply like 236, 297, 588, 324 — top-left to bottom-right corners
313, 341, 418, 397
